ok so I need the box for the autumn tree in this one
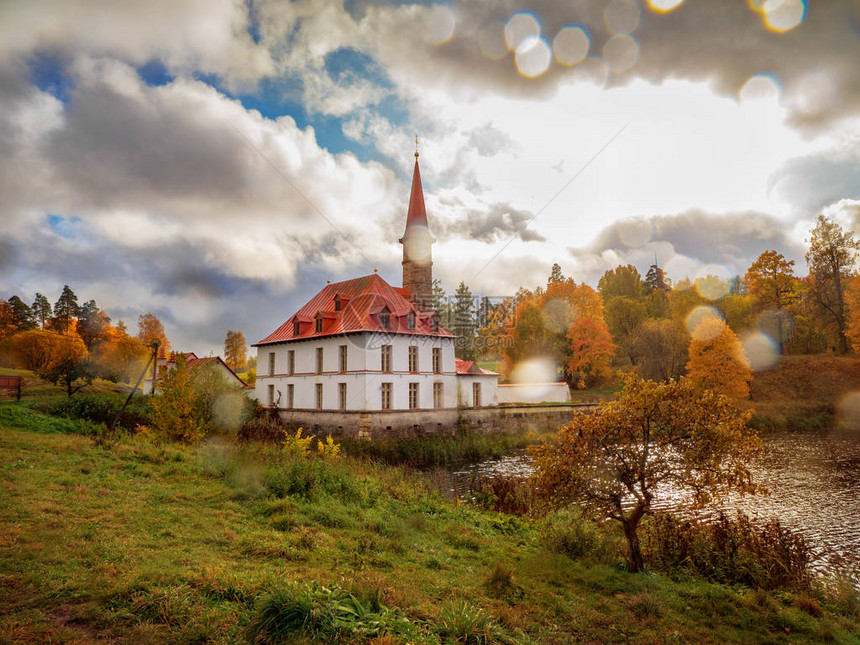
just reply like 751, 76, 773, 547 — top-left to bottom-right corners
604, 296, 647, 364
744, 250, 797, 353
531, 374, 760, 572
7, 329, 91, 395
806, 215, 859, 354
630, 318, 689, 382
566, 316, 615, 388
0, 300, 17, 341
151, 354, 207, 443
687, 318, 751, 400
598, 264, 643, 301
138, 312, 171, 359
31, 293, 52, 329
224, 330, 247, 371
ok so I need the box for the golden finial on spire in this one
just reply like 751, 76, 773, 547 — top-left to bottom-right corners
414, 135, 419, 159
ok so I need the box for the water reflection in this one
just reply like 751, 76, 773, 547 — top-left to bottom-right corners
441, 430, 860, 578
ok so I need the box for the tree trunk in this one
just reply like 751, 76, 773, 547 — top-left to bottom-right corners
622, 515, 645, 573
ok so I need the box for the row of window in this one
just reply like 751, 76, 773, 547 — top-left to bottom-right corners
266, 381, 482, 410
294, 311, 439, 335
267, 346, 443, 376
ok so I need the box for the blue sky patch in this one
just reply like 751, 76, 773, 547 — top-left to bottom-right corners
47, 213, 82, 240
27, 52, 73, 103
137, 60, 174, 87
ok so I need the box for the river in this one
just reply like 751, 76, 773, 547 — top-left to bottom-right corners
440, 428, 860, 579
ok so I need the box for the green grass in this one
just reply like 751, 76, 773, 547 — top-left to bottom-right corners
1, 415, 858, 643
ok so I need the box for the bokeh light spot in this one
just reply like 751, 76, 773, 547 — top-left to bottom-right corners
695, 265, 731, 300
510, 357, 557, 401
424, 6, 455, 45
686, 306, 724, 340
763, 0, 806, 32
647, 0, 685, 12
479, 21, 509, 60
603, 35, 639, 73
604, 0, 641, 35
665, 254, 699, 287
617, 218, 653, 247
739, 73, 782, 104
741, 331, 780, 371
837, 392, 860, 430
791, 71, 838, 117
515, 36, 552, 78
553, 26, 589, 66
505, 11, 541, 52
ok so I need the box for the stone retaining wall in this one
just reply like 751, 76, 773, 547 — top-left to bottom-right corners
276, 405, 593, 440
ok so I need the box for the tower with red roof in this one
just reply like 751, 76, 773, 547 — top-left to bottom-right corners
399, 148, 435, 312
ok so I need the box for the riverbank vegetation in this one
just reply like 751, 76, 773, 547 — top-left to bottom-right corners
2, 401, 860, 643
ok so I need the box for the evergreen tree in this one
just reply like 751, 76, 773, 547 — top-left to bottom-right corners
431, 279, 452, 330
32, 293, 52, 329
52, 285, 80, 332
77, 299, 111, 349
7, 295, 36, 331
548, 262, 565, 285
644, 263, 670, 294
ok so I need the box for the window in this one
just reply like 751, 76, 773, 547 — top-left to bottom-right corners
473, 382, 481, 408
288, 350, 295, 375
316, 383, 323, 409
379, 312, 390, 329
267, 384, 274, 407
408, 346, 418, 373
268, 352, 275, 376
381, 345, 392, 373
316, 347, 323, 374
407, 312, 415, 330
315, 317, 323, 333
409, 383, 419, 410
433, 382, 443, 409
431, 316, 439, 332
335, 296, 342, 311
287, 384, 294, 409
432, 347, 441, 374
339, 345, 347, 373
381, 383, 392, 410
339, 383, 347, 410
293, 320, 300, 335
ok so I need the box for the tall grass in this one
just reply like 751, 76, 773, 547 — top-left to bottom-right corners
641, 512, 815, 590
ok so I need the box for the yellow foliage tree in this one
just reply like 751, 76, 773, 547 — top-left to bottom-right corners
7, 329, 90, 395
151, 354, 207, 443
687, 318, 751, 400
531, 374, 760, 572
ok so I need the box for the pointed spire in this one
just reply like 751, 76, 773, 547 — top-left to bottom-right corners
402, 152, 429, 239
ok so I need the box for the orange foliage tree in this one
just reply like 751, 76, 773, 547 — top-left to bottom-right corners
7, 329, 90, 395
687, 318, 751, 400
566, 316, 615, 389
531, 374, 760, 572
138, 312, 171, 359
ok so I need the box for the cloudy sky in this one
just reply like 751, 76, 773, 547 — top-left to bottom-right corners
1, 0, 859, 355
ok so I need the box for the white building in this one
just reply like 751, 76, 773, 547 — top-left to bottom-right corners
142, 352, 248, 395
254, 151, 500, 412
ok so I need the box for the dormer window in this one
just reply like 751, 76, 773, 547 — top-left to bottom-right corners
334, 296, 342, 312
407, 312, 416, 330
293, 321, 300, 335
315, 317, 323, 333
380, 312, 390, 329
430, 316, 439, 332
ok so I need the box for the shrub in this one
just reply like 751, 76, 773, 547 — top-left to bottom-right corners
281, 427, 313, 458
437, 600, 504, 645
468, 473, 538, 515
316, 434, 341, 460
41, 393, 154, 430
238, 414, 286, 443
540, 508, 614, 563
641, 512, 814, 590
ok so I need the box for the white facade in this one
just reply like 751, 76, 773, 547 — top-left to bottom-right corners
456, 373, 502, 408
254, 331, 467, 411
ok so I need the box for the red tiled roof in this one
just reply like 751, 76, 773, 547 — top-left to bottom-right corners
254, 273, 453, 346
455, 358, 499, 376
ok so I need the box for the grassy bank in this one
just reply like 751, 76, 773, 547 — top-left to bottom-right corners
748, 355, 860, 431
1, 404, 858, 643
